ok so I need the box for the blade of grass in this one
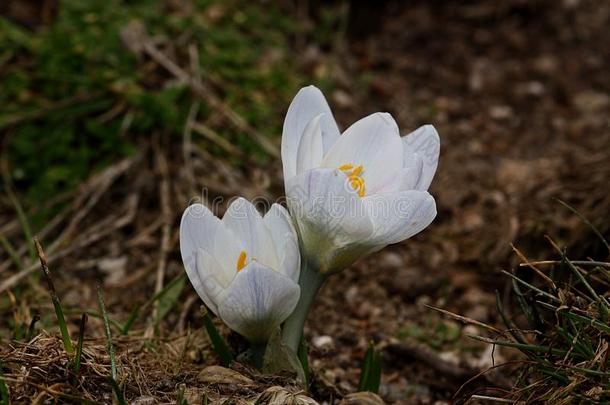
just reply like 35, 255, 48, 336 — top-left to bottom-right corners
358, 341, 381, 393
96, 285, 117, 381
535, 301, 610, 334
501, 270, 560, 303
512, 278, 541, 330
0, 231, 23, 271
8, 190, 36, 262
467, 335, 567, 356
201, 308, 233, 366
556, 199, 610, 255
512, 244, 556, 289
495, 291, 527, 344
370, 347, 381, 394
26, 314, 40, 341
539, 367, 570, 384
546, 236, 608, 308
109, 379, 127, 405
563, 255, 609, 313
555, 327, 591, 361
358, 343, 374, 392
469, 396, 514, 403
0, 361, 9, 405
34, 238, 73, 356
521, 260, 610, 269
426, 304, 502, 334
120, 274, 186, 335
154, 274, 185, 327
566, 318, 594, 356
120, 305, 141, 335
566, 365, 610, 378
73, 313, 88, 378
298, 338, 310, 387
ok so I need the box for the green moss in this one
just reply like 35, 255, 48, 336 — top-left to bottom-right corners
1, 0, 330, 219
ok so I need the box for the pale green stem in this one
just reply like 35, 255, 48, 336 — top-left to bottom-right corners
282, 261, 326, 352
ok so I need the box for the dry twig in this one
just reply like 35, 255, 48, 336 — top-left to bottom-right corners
120, 20, 279, 158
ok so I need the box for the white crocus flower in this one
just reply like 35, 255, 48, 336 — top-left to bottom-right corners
282, 85, 440, 275
180, 198, 301, 344
281, 86, 440, 351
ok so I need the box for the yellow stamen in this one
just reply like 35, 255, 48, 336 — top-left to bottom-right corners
339, 163, 366, 198
236, 250, 248, 272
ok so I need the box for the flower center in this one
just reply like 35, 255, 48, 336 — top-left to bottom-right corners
236, 250, 248, 272
339, 163, 365, 197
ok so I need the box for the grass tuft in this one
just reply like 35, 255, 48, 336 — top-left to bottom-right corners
467, 236, 610, 403
73, 313, 88, 378
96, 285, 117, 381
34, 237, 73, 356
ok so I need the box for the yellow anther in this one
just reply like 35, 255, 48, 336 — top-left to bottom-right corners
351, 165, 363, 176
339, 163, 366, 198
236, 250, 248, 272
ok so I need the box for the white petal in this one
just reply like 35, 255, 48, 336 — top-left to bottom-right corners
362, 190, 436, 247
180, 203, 220, 264
263, 204, 297, 242
322, 112, 403, 192
192, 248, 229, 315
263, 204, 300, 282
403, 147, 424, 171
286, 168, 374, 273
405, 151, 424, 172
402, 125, 440, 190
180, 204, 224, 310
367, 164, 422, 194
217, 262, 300, 343
296, 114, 324, 175
278, 235, 300, 282
222, 197, 279, 270
212, 222, 245, 287
281, 86, 340, 186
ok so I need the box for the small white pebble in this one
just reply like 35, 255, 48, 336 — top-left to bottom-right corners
312, 335, 333, 349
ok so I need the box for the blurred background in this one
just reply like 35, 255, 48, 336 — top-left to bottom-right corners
1, 0, 609, 403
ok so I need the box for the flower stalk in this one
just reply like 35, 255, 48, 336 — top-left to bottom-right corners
282, 261, 326, 352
